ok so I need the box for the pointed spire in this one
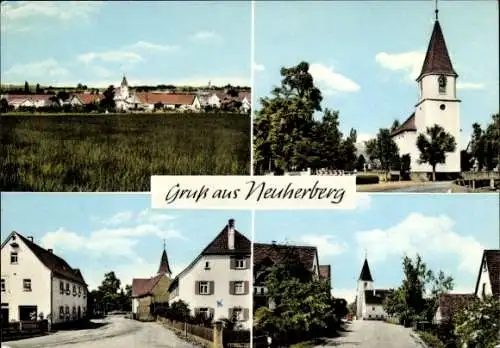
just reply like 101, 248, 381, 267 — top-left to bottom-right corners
435, 0, 439, 21
359, 257, 373, 282
121, 74, 128, 87
416, 9, 457, 81
157, 242, 172, 276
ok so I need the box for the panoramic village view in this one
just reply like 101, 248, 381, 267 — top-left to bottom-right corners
0, 1, 252, 191
253, 1, 499, 193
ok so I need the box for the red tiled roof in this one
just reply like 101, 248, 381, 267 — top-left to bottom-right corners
2, 232, 87, 286
437, 293, 476, 320
391, 113, 416, 137
253, 243, 317, 270
132, 273, 164, 298
319, 265, 331, 282
135, 92, 195, 105
475, 249, 500, 298
6, 94, 53, 102
74, 94, 102, 104
417, 20, 457, 81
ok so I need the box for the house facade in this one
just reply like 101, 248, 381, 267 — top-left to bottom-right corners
474, 249, 500, 300
355, 258, 392, 320
390, 14, 461, 174
135, 92, 201, 112
168, 219, 251, 329
3, 94, 55, 109
433, 293, 476, 324
1, 232, 88, 324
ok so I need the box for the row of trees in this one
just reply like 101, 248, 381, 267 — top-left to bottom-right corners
88, 271, 132, 316
254, 248, 347, 346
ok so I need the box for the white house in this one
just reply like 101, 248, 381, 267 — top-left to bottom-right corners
1, 231, 88, 324
390, 13, 461, 174
239, 92, 251, 113
474, 249, 500, 300
135, 92, 201, 112
168, 219, 251, 329
355, 257, 392, 320
4, 94, 54, 109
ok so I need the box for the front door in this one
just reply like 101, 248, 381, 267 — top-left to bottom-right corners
19, 305, 37, 321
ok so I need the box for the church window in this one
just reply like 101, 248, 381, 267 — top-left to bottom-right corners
438, 75, 447, 94
372, 307, 375, 311
440, 104, 446, 111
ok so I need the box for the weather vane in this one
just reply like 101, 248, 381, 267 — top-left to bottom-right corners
435, 0, 439, 20
163, 238, 166, 250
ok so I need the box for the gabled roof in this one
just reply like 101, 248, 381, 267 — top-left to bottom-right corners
253, 243, 318, 270
132, 273, 164, 298
72, 93, 102, 105
158, 249, 172, 275
1, 231, 87, 286
319, 265, 331, 282
417, 20, 457, 81
5, 94, 53, 102
364, 289, 393, 305
135, 92, 196, 106
475, 249, 500, 298
437, 293, 476, 320
359, 258, 373, 282
391, 113, 416, 137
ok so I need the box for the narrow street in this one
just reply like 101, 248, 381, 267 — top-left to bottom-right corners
315, 320, 423, 348
1, 316, 197, 348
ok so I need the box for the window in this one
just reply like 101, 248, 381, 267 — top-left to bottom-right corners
23, 279, 32, 292
10, 252, 18, 264
482, 283, 486, 298
205, 261, 210, 270
234, 258, 245, 269
364, 282, 367, 289
198, 281, 209, 295
65, 283, 70, 295
73, 285, 77, 296
234, 281, 244, 295
72, 306, 76, 319
368, 314, 372, 318
198, 307, 209, 318
232, 308, 243, 321
260, 287, 265, 295
438, 75, 447, 94
78, 286, 82, 297
83, 289, 86, 298
65, 306, 70, 321
59, 306, 64, 320
59, 281, 64, 294
1, 279, 5, 292
372, 307, 375, 311
440, 104, 446, 111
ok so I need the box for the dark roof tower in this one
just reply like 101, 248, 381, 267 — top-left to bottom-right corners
121, 75, 128, 87
416, 1, 457, 81
359, 258, 374, 282
158, 240, 172, 276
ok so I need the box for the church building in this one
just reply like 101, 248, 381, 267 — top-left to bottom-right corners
355, 257, 392, 320
390, 8, 461, 175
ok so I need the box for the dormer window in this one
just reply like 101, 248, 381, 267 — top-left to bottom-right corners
438, 75, 447, 94
205, 261, 210, 270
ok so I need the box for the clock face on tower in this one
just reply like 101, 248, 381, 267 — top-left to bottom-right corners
438, 75, 447, 88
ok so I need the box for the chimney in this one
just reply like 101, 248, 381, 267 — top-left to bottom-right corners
28, 236, 34, 242
228, 219, 235, 250
48, 249, 53, 253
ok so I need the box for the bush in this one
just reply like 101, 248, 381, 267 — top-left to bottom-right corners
356, 174, 380, 185
418, 331, 445, 348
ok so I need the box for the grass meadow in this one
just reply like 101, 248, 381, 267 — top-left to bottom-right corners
0, 113, 250, 191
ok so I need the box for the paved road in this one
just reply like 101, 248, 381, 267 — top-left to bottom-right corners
315, 320, 423, 348
1, 316, 196, 348
384, 181, 453, 193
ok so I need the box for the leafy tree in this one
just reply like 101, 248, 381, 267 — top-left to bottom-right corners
365, 128, 400, 180
154, 102, 164, 111
24, 81, 30, 94
340, 129, 358, 171
35, 83, 42, 94
356, 154, 366, 171
56, 91, 70, 102
454, 296, 500, 348
416, 124, 457, 181
470, 114, 500, 171
0, 98, 9, 113
400, 154, 411, 180
460, 150, 473, 172
100, 85, 116, 111
391, 119, 401, 133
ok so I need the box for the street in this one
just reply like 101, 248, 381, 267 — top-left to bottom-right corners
386, 181, 453, 193
1, 316, 197, 348
315, 320, 423, 348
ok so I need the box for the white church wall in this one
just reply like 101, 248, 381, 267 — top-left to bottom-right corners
362, 304, 387, 320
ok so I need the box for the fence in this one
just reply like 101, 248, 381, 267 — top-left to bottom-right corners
159, 317, 213, 344
1, 320, 49, 341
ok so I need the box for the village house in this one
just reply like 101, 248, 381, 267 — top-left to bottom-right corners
68, 93, 103, 107
0, 231, 88, 325
135, 92, 201, 112
355, 257, 393, 320
433, 293, 476, 324
2, 94, 56, 109
168, 219, 251, 329
390, 14, 461, 175
253, 242, 331, 311
131, 245, 172, 321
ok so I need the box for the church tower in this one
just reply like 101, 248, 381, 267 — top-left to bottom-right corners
356, 257, 374, 319
158, 241, 172, 278
413, 6, 461, 173
120, 74, 129, 99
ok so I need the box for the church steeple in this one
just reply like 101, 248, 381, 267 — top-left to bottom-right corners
158, 240, 172, 276
121, 74, 128, 87
358, 258, 373, 282
416, 8, 457, 81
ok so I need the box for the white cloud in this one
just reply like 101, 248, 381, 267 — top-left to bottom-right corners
355, 212, 485, 274
101, 211, 135, 226
77, 51, 143, 64
356, 193, 372, 210
357, 133, 375, 143
127, 41, 180, 52
300, 235, 347, 257
253, 63, 265, 72
332, 288, 356, 304
456, 82, 485, 90
190, 31, 221, 42
309, 63, 360, 94
2, 59, 70, 80
375, 51, 425, 80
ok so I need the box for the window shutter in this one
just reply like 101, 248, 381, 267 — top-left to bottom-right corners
243, 308, 249, 321
209, 308, 215, 317
245, 257, 250, 269
195, 281, 200, 295
209, 281, 215, 295
228, 308, 233, 320
229, 281, 234, 295
244, 281, 249, 294
194, 307, 200, 316
230, 257, 235, 269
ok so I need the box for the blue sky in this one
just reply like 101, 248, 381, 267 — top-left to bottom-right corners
0, 1, 251, 88
0, 193, 252, 291
254, 194, 500, 303
253, 1, 499, 149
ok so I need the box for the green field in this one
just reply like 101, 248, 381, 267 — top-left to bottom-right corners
0, 113, 250, 191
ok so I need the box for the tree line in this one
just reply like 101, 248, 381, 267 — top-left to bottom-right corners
254, 61, 499, 180
88, 271, 132, 316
